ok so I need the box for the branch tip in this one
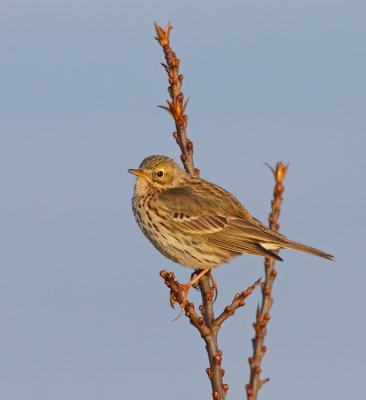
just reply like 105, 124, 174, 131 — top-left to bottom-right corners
154, 21, 172, 47
264, 161, 289, 183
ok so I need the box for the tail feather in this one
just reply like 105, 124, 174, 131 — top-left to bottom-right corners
282, 239, 334, 261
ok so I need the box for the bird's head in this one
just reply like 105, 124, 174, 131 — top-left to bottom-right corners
128, 155, 187, 194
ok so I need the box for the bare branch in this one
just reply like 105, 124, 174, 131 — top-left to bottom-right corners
154, 21, 196, 175
215, 278, 262, 328
155, 22, 228, 398
246, 162, 289, 400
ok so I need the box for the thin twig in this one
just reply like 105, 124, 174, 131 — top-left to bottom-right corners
154, 21, 197, 176
215, 278, 262, 329
246, 162, 289, 400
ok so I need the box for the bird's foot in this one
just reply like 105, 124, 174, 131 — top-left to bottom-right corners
171, 268, 211, 321
189, 270, 218, 302
190, 271, 200, 292
206, 270, 218, 303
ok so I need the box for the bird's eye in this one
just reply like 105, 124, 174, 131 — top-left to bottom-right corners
157, 170, 164, 178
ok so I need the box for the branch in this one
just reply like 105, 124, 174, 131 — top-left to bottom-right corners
155, 21, 227, 398
246, 162, 289, 400
154, 21, 197, 176
215, 278, 262, 329
160, 270, 211, 337
159, 270, 260, 399
198, 274, 226, 400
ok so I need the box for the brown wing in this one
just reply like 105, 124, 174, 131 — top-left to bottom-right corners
156, 187, 285, 260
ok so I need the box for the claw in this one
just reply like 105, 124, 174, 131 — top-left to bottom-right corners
169, 291, 177, 308
190, 271, 200, 291
207, 270, 218, 303
172, 307, 184, 322
171, 268, 211, 321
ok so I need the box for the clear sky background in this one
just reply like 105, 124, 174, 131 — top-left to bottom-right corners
1, 1, 365, 399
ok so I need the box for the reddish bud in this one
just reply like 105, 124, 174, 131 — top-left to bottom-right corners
246, 385, 254, 396
225, 306, 232, 314
214, 354, 222, 366
160, 270, 167, 278
276, 183, 284, 194
205, 292, 213, 302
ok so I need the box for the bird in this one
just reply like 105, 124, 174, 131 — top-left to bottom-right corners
129, 155, 333, 308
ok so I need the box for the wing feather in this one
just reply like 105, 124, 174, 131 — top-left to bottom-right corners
154, 187, 285, 260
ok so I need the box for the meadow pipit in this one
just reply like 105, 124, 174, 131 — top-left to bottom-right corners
129, 155, 333, 305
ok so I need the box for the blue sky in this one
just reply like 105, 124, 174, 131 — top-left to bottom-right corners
1, 1, 365, 399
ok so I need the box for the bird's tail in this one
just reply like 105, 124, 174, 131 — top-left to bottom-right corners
282, 239, 334, 261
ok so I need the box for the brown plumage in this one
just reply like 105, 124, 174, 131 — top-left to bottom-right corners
129, 155, 334, 270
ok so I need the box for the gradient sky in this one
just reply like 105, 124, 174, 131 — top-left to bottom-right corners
1, 1, 365, 399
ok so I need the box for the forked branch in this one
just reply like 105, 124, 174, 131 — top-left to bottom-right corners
159, 270, 261, 399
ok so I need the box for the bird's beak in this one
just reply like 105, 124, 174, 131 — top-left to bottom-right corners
128, 168, 146, 178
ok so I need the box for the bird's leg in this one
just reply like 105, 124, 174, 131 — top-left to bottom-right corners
190, 270, 201, 291
172, 268, 211, 321
206, 270, 218, 303
187, 269, 218, 301
181, 268, 210, 306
